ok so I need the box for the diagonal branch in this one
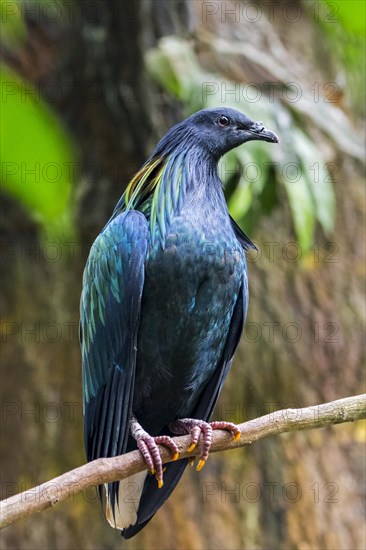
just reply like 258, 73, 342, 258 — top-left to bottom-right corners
1, 394, 365, 530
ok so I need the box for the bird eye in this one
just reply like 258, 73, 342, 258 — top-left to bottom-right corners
218, 115, 230, 127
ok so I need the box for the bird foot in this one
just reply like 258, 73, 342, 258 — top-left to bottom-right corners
130, 416, 179, 488
169, 419, 240, 471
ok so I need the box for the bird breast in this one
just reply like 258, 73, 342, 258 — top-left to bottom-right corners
132, 211, 245, 433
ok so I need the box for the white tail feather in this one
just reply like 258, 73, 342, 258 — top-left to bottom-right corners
105, 471, 147, 530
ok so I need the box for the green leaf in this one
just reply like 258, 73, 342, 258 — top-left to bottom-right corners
228, 182, 253, 220
0, 64, 74, 228
292, 128, 335, 235
146, 37, 200, 103
282, 170, 316, 251
324, 0, 366, 34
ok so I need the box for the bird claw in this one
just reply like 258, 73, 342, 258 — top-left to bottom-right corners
196, 459, 206, 472
169, 418, 240, 470
210, 420, 241, 442
130, 417, 179, 488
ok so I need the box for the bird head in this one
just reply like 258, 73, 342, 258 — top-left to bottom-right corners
124, 108, 279, 215
153, 107, 278, 161
185, 108, 279, 158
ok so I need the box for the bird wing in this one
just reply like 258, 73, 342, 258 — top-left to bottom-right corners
80, 210, 148, 464
230, 215, 257, 251
192, 269, 248, 420
122, 270, 248, 539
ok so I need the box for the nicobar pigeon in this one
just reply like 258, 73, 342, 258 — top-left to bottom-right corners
80, 107, 278, 538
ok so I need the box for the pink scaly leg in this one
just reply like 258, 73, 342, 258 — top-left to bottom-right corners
169, 418, 240, 471
130, 415, 179, 488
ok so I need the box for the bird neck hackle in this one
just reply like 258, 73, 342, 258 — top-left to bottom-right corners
124, 156, 166, 211
124, 153, 188, 247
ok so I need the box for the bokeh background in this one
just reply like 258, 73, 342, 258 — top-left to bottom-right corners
1, 0, 365, 548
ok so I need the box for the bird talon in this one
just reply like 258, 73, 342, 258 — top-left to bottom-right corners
172, 418, 240, 473
196, 459, 206, 471
210, 420, 241, 442
131, 419, 180, 487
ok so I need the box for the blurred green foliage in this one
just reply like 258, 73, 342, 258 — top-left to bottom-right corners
0, 64, 75, 232
1, 0, 363, 247
320, 0, 366, 113
0, 0, 26, 45
323, 0, 365, 34
1, 0, 75, 236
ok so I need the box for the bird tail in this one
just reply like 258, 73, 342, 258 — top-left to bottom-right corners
121, 459, 189, 538
105, 471, 147, 530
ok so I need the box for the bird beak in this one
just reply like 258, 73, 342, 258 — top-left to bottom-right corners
247, 121, 279, 143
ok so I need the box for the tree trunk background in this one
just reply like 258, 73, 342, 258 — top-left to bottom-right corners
1, 1, 365, 549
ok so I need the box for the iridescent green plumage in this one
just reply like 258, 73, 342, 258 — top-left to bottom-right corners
122, 152, 187, 247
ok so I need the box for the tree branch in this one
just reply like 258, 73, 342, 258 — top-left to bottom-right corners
1, 394, 365, 529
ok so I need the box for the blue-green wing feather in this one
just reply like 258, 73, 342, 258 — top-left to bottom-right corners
80, 210, 148, 462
